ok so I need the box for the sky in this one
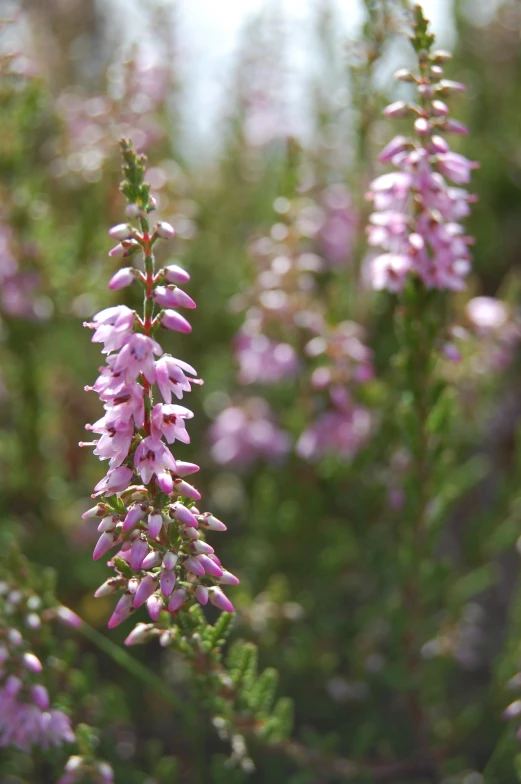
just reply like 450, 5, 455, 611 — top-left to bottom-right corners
115, 0, 456, 157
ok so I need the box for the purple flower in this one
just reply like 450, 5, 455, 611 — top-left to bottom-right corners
151, 403, 193, 444
82, 142, 236, 638
155, 355, 199, 402
85, 305, 135, 353
235, 332, 299, 385
134, 436, 177, 492
113, 334, 162, 383
297, 404, 372, 462
365, 46, 477, 292
0, 611, 74, 752
209, 398, 291, 468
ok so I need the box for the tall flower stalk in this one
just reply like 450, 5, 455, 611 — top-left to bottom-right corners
365, 6, 478, 774
81, 140, 238, 644
366, 6, 477, 294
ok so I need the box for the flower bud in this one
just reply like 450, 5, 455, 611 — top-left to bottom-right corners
218, 570, 240, 586
190, 541, 214, 555
430, 49, 452, 64
430, 135, 449, 154
394, 68, 416, 82
23, 652, 43, 673
130, 537, 149, 571
109, 267, 136, 291
172, 503, 199, 527
133, 576, 158, 609
414, 117, 430, 136
417, 84, 434, 99
184, 556, 205, 576
82, 504, 105, 519
163, 551, 178, 570
173, 479, 201, 500
154, 286, 196, 310
93, 531, 117, 561
56, 606, 83, 628
124, 623, 155, 646
155, 221, 175, 239
183, 525, 200, 540
31, 684, 50, 710
197, 554, 223, 578
95, 578, 122, 598
168, 588, 187, 613
378, 135, 409, 164
108, 243, 125, 258
142, 551, 162, 569
97, 516, 116, 533
163, 264, 190, 285
383, 101, 410, 118
160, 569, 177, 598
175, 461, 200, 477
431, 100, 448, 116
503, 700, 521, 721
123, 504, 147, 532
208, 587, 234, 613
147, 593, 163, 621
147, 513, 163, 538
125, 204, 141, 219
441, 118, 469, 135
161, 309, 192, 334
438, 79, 466, 93
200, 513, 227, 532
195, 585, 208, 605
108, 223, 133, 241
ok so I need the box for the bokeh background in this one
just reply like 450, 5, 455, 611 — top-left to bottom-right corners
2, 0, 521, 781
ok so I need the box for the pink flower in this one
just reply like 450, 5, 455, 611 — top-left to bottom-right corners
114, 334, 163, 383
369, 253, 411, 292
83, 142, 237, 639
85, 306, 135, 353
150, 403, 193, 444
437, 152, 478, 184
92, 466, 133, 497
365, 51, 477, 293
134, 436, 177, 493
155, 355, 199, 402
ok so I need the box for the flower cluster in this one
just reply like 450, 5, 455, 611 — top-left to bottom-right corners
81, 141, 237, 645
0, 581, 74, 752
212, 196, 373, 465
366, 34, 478, 292
0, 218, 46, 320
209, 397, 291, 468
442, 295, 521, 375
297, 324, 373, 461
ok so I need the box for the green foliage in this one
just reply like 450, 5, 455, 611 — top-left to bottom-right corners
1, 1, 521, 782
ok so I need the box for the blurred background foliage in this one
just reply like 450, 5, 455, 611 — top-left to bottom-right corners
2, 0, 521, 781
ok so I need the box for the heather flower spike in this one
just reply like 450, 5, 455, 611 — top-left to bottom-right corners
0, 578, 74, 752
366, 3, 478, 293
82, 140, 237, 643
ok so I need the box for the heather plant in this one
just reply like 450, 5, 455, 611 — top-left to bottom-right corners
2, 0, 521, 782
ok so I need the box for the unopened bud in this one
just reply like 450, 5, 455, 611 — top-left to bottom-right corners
108, 223, 133, 241
155, 221, 175, 239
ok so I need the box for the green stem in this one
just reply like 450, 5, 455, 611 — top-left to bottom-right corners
75, 620, 183, 711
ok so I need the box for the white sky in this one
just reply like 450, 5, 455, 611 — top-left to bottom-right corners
115, 0, 456, 157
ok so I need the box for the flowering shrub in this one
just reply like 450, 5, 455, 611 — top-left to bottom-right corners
2, 2, 521, 783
